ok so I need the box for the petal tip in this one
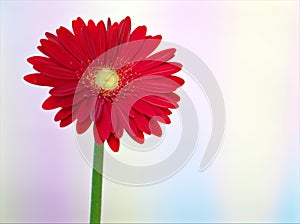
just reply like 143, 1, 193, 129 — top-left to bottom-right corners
23, 74, 31, 83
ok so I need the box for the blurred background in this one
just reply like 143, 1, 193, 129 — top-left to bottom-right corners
0, 1, 299, 223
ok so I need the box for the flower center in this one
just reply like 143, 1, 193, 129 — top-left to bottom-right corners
95, 68, 119, 90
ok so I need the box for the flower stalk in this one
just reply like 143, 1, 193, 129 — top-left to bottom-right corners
90, 143, 104, 224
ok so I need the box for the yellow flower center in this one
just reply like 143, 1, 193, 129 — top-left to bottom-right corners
95, 68, 119, 90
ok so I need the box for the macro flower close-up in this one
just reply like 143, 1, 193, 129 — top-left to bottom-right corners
24, 16, 184, 152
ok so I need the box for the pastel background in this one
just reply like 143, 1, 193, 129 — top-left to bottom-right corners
0, 0, 299, 223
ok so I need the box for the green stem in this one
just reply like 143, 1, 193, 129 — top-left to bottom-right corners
90, 142, 104, 224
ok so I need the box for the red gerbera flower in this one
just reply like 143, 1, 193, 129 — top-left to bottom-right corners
24, 16, 184, 152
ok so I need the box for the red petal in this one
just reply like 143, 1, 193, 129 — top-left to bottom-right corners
56, 26, 89, 65
148, 93, 180, 105
110, 102, 123, 138
138, 62, 182, 77
96, 102, 112, 140
107, 18, 111, 30
54, 106, 72, 121
96, 20, 106, 57
130, 25, 147, 41
81, 25, 97, 60
60, 114, 75, 127
72, 17, 86, 42
112, 101, 135, 139
42, 95, 69, 110
24, 73, 65, 87
131, 109, 151, 134
154, 114, 171, 124
133, 99, 171, 124
161, 107, 172, 115
122, 26, 146, 63
133, 76, 181, 93
42, 93, 84, 110
111, 111, 123, 139
76, 117, 92, 134
147, 48, 176, 63
91, 98, 104, 121
28, 56, 79, 80
168, 76, 185, 86
40, 39, 82, 70
118, 16, 131, 45
133, 48, 176, 73
49, 81, 79, 96
93, 124, 104, 146
105, 23, 119, 66
27, 55, 55, 66
133, 35, 162, 61
45, 32, 60, 43
149, 118, 162, 137
76, 97, 95, 122
107, 133, 120, 152
106, 23, 119, 50
87, 20, 101, 58
141, 95, 178, 109
165, 92, 180, 102
128, 117, 144, 144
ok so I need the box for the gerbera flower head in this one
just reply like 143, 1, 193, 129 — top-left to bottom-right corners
24, 16, 184, 152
